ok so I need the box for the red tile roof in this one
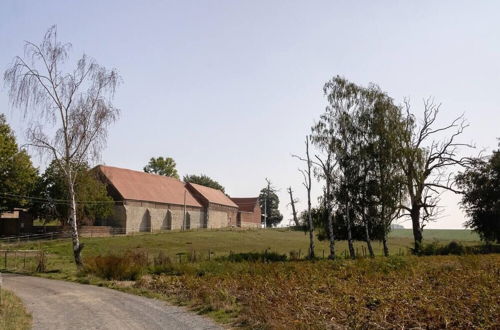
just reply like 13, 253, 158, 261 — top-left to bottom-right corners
96, 165, 202, 208
187, 183, 238, 208
230, 197, 260, 212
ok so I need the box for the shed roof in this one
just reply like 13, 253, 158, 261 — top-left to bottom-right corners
230, 197, 260, 212
187, 183, 238, 208
96, 165, 202, 208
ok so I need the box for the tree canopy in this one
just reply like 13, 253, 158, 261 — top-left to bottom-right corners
144, 156, 179, 179
4, 26, 121, 266
259, 181, 283, 227
0, 114, 38, 211
457, 144, 500, 243
183, 174, 225, 192
31, 161, 113, 226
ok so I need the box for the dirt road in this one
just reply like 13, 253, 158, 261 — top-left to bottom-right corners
2, 273, 222, 330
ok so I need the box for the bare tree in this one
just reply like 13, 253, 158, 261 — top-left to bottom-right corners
399, 99, 473, 252
287, 187, 300, 227
4, 26, 120, 266
313, 152, 337, 259
293, 136, 315, 259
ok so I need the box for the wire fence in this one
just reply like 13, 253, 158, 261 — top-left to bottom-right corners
0, 250, 44, 272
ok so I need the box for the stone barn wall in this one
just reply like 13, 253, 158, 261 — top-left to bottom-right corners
207, 204, 238, 229
239, 211, 261, 228
108, 201, 205, 234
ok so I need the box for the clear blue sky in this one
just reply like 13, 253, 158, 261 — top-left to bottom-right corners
1, 1, 499, 228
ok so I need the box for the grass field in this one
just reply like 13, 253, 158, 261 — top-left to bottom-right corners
0, 289, 32, 330
0, 228, 483, 281
390, 228, 480, 241
0, 228, 496, 328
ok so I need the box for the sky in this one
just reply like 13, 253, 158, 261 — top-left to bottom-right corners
1, 1, 499, 229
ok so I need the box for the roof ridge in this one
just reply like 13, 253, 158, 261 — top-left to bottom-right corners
97, 164, 184, 183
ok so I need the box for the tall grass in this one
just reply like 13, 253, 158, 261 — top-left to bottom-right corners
0, 289, 32, 330
136, 255, 500, 329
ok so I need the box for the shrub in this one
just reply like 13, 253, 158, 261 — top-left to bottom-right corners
419, 241, 466, 256
150, 251, 178, 275
83, 251, 148, 280
35, 250, 47, 273
289, 250, 300, 261
219, 251, 287, 263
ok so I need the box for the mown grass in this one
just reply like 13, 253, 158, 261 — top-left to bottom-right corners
390, 228, 480, 241
0, 288, 32, 330
136, 255, 500, 329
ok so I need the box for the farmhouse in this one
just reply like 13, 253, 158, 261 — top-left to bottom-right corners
94, 165, 261, 233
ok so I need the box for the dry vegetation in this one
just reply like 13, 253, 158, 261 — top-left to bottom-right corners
2, 229, 497, 328
135, 255, 500, 329
0, 289, 32, 330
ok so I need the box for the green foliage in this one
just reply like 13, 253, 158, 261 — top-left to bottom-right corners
83, 251, 148, 280
457, 146, 500, 243
143, 156, 179, 178
183, 174, 225, 192
219, 251, 287, 263
311, 76, 407, 251
31, 160, 113, 225
418, 241, 466, 256
0, 114, 38, 211
259, 185, 283, 227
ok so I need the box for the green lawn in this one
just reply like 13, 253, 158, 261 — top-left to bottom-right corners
390, 228, 480, 241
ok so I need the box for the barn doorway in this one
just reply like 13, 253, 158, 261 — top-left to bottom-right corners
162, 210, 172, 230
185, 212, 191, 230
140, 209, 151, 232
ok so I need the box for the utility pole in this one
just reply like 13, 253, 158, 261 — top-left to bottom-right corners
263, 197, 267, 228
183, 189, 187, 230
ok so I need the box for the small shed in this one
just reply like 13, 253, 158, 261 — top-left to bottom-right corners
0, 208, 33, 236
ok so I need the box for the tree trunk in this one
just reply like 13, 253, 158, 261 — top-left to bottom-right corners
288, 188, 300, 227
363, 213, 375, 258
382, 233, 389, 257
346, 200, 355, 259
411, 205, 423, 253
307, 186, 315, 259
67, 172, 83, 267
326, 207, 336, 259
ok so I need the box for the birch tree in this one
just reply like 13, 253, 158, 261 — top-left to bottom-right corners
4, 26, 120, 266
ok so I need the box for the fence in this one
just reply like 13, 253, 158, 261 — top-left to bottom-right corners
0, 250, 44, 272
0, 226, 128, 244
0, 225, 243, 244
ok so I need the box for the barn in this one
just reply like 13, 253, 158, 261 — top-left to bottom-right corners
94, 165, 260, 233
230, 197, 262, 228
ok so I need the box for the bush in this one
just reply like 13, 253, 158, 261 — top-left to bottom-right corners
150, 251, 178, 275
83, 251, 148, 280
219, 251, 287, 263
419, 241, 466, 256
35, 250, 47, 273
